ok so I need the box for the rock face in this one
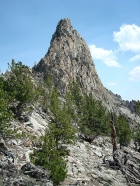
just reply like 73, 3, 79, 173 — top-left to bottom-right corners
33, 18, 115, 111
61, 137, 140, 186
33, 19, 140, 125
33, 18, 140, 124
0, 109, 53, 186
0, 108, 139, 186
1, 19, 140, 186
106, 89, 138, 115
1, 130, 139, 186
106, 89, 140, 125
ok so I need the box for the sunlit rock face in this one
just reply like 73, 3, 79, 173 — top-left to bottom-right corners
33, 18, 140, 123
34, 18, 115, 110
0, 19, 140, 186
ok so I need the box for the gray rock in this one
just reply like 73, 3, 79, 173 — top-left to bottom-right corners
21, 162, 51, 179
33, 18, 140, 123
0, 159, 52, 186
1, 18, 140, 186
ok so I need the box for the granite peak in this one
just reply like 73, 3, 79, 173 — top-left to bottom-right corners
34, 18, 140, 124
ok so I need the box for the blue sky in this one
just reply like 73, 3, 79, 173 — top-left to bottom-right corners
0, 0, 140, 101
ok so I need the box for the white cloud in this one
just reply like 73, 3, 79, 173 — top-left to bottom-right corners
89, 45, 121, 67
129, 66, 140, 81
113, 24, 140, 53
130, 54, 140, 62
107, 82, 117, 86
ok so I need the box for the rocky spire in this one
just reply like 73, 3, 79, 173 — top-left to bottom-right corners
33, 19, 116, 110
50, 18, 74, 43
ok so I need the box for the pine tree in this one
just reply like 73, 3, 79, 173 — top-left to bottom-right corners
49, 87, 76, 150
31, 132, 67, 186
68, 81, 110, 139
79, 93, 110, 137
133, 126, 140, 151
68, 80, 83, 116
30, 80, 76, 185
136, 100, 140, 116
5, 60, 39, 117
0, 76, 12, 136
41, 75, 54, 112
115, 114, 132, 148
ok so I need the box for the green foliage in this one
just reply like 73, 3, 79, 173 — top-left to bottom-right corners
5, 60, 39, 117
31, 85, 76, 185
135, 129, 140, 146
44, 75, 54, 90
0, 76, 12, 136
49, 87, 76, 149
136, 100, 140, 116
74, 56, 78, 62
68, 81, 83, 114
66, 81, 85, 124
64, 92, 77, 121
114, 114, 132, 148
68, 81, 110, 137
133, 125, 140, 150
79, 93, 110, 137
31, 132, 67, 185
39, 75, 54, 112
44, 75, 55, 107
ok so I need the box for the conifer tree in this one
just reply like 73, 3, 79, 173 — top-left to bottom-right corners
41, 75, 54, 111
115, 114, 132, 148
31, 132, 67, 186
5, 60, 39, 117
68, 80, 110, 138
68, 80, 83, 116
79, 93, 110, 137
31, 85, 76, 185
0, 76, 12, 135
49, 87, 76, 150
136, 100, 140, 116
133, 126, 140, 150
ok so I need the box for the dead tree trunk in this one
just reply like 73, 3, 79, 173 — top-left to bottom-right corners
102, 113, 140, 184
110, 113, 117, 152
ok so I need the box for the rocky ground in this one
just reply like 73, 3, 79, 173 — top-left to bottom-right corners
0, 109, 140, 186
33, 18, 140, 128
0, 110, 53, 186
1, 18, 140, 186
61, 137, 140, 186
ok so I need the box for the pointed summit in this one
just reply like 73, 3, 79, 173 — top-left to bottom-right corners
34, 18, 115, 110
51, 18, 73, 42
